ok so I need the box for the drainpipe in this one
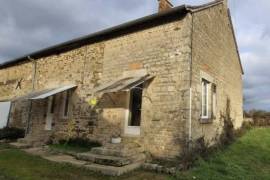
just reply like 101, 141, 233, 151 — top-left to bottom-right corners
188, 12, 194, 149
26, 56, 37, 135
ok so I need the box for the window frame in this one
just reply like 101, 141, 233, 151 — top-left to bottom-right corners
211, 84, 217, 119
201, 78, 209, 119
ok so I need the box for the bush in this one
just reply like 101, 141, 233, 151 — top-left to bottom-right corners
0, 127, 25, 140
58, 137, 101, 149
181, 99, 254, 170
181, 137, 210, 170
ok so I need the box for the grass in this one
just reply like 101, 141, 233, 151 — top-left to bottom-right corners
177, 128, 270, 180
0, 144, 169, 180
0, 128, 269, 179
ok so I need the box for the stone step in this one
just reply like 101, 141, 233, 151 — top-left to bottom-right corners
91, 143, 144, 157
43, 154, 87, 166
17, 138, 32, 145
76, 152, 130, 167
9, 142, 31, 149
76, 152, 146, 167
84, 162, 143, 176
17, 138, 44, 147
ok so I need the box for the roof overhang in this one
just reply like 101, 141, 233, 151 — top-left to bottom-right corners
94, 75, 154, 94
11, 84, 77, 102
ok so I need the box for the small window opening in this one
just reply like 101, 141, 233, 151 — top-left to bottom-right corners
129, 84, 143, 126
201, 79, 209, 118
212, 84, 217, 118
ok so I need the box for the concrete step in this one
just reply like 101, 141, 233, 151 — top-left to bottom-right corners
9, 142, 31, 149
84, 162, 143, 176
43, 154, 87, 166
17, 138, 29, 144
91, 143, 144, 157
76, 152, 145, 167
17, 134, 51, 147
76, 152, 131, 167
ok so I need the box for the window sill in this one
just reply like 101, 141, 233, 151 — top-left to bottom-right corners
122, 134, 141, 138
200, 117, 213, 124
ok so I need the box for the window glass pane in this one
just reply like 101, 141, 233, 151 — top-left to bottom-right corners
212, 84, 217, 117
202, 80, 208, 117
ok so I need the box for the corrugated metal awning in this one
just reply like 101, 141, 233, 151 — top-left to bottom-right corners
93, 75, 154, 94
30, 84, 77, 100
11, 84, 77, 101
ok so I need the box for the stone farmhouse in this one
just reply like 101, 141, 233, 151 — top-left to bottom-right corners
0, 0, 243, 163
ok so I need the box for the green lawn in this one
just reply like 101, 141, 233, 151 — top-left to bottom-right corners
0, 128, 269, 180
178, 128, 270, 180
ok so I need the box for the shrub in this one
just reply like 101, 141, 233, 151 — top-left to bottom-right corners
58, 137, 101, 149
0, 127, 25, 140
181, 98, 254, 170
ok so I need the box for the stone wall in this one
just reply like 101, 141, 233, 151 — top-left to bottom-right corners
0, 62, 33, 129
94, 14, 193, 158
190, 3, 244, 145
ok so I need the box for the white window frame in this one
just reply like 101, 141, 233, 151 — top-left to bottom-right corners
212, 84, 217, 119
62, 91, 70, 119
201, 79, 209, 119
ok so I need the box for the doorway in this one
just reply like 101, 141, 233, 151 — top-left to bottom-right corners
45, 96, 54, 130
124, 84, 143, 136
0, 101, 11, 128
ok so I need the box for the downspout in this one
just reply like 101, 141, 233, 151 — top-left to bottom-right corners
6, 102, 12, 127
188, 11, 195, 149
26, 56, 37, 135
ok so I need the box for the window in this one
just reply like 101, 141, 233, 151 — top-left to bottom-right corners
62, 91, 70, 118
201, 79, 209, 119
212, 84, 217, 119
128, 84, 143, 126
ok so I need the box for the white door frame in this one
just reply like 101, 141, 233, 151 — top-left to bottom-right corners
45, 96, 54, 130
0, 101, 11, 128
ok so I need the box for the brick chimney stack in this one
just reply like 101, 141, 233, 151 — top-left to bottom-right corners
158, 0, 173, 12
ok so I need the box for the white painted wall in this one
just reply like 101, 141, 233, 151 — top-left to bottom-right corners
0, 102, 11, 129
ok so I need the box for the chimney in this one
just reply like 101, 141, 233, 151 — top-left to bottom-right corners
223, 0, 228, 8
158, 0, 173, 12
217, 0, 228, 8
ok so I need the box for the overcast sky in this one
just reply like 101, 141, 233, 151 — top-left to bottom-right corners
0, 0, 268, 110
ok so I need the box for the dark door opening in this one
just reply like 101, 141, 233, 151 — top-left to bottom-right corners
129, 84, 143, 126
